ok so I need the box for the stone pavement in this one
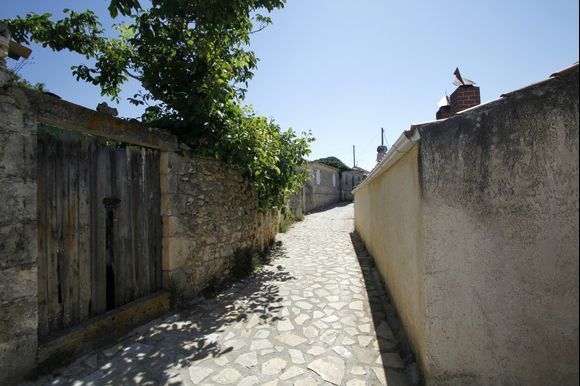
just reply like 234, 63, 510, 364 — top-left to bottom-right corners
29, 203, 413, 386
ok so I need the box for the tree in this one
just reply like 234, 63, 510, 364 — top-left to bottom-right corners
315, 156, 351, 171
3, 0, 313, 209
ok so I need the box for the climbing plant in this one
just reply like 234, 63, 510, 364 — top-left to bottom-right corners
6, 68, 47, 91
3, 0, 313, 209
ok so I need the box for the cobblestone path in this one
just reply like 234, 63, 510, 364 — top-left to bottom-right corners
31, 203, 412, 386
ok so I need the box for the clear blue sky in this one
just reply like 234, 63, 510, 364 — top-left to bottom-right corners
4, 0, 579, 171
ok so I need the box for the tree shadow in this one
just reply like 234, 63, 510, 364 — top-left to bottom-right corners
33, 245, 297, 385
350, 230, 423, 386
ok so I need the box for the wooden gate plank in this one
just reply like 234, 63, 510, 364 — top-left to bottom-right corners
141, 148, 151, 296
78, 135, 91, 321
129, 146, 142, 298
125, 149, 137, 303
147, 149, 162, 291
129, 147, 148, 298
89, 139, 98, 317
55, 135, 67, 331
113, 148, 131, 306
39, 127, 163, 337
91, 139, 109, 315
59, 138, 71, 329
45, 130, 60, 335
37, 129, 49, 338
66, 138, 80, 326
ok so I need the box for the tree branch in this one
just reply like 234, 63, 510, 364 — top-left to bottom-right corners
124, 69, 142, 81
249, 24, 268, 34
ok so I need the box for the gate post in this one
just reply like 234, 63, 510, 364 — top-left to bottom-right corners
159, 150, 189, 292
0, 86, 39, 382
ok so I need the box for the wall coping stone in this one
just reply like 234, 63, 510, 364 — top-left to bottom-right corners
18, 87, 178, 151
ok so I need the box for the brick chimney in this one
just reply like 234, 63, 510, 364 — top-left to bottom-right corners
449, 84, 481, 114
436, 68, 481, 119
436, 96, 452, 119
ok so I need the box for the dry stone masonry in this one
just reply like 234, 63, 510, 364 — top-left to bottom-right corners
161, 152, 279, 294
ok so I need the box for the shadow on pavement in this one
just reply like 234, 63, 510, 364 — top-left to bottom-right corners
37, 245, 296, 385
350, 230, 423, 386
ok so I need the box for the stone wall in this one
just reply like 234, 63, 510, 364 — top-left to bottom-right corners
341, 170, 366, 201
0, 84, 279, 382
304, 162, 341, 212
0, 87, 38, 384
354, 65, 579, 385
161, 152, 279, 294
287, 189, 304, 220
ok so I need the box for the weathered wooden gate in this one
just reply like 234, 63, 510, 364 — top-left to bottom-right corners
37, 125, 162, 339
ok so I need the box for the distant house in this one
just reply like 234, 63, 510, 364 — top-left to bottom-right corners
340, 166, 368, 201
301, 158, 368, 212
304, 161, 341, 212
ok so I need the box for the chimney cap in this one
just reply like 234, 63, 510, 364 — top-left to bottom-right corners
453, 67, 476, 87
437, 95, 450, 107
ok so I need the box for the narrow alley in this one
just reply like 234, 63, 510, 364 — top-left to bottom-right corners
30, 204, 412, 386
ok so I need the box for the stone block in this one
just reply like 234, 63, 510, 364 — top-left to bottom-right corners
162, 215, 183, 238
162, 237, 196, 271
0, 222, 37, 269
0, 96, 17, 106
161, 193, 196, 217
0, 132, 36, 180
166, 152, 191, 176
160, 192, 173, 216
0, 296, 37, 340
0, 100, 25, 133
163, 268, 187, 290
159, 170, 179, 194
0, 265, 37, 305
159, 151, 170, 176
0, 180, 36, 226
0, 334, 37, 385
0, 93, 36, 136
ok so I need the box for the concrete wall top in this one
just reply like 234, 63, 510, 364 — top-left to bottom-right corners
18, 88, 178, 151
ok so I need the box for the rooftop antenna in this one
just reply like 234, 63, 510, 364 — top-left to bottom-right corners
376, 128, 388, 163
353, 145, 356, 167
381, 128, 389, 150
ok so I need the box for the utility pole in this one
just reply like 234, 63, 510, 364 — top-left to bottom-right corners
353, 145, 356, 167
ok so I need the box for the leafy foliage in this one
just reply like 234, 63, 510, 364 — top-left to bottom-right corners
6, 68, 48, 91
315, 156, 351, 171
3, 0, 313, 209
213, 109, 313, 209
